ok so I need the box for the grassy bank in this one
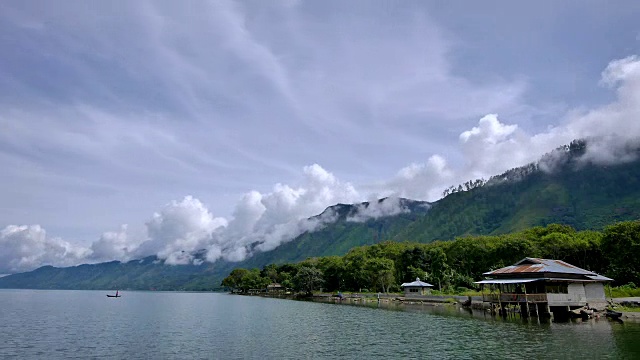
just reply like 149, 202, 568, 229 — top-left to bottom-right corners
606, 284, 640, 298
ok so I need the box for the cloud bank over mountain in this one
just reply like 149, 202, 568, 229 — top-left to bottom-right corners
1, 2, 639, 273
2, 53, 640, 272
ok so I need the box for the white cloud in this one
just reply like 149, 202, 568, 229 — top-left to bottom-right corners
89, 225, 136, 263
93, 164, 361, 266
89, 53, 638, 267
346, 196, 411, 223
0, 225, 90, 273
1, 0, 639, 275
383, 155, 455, 201
600, 55, 640, 88
4, 55, 640, 273
135, 196, 227, 265
211, 163, 359, 260
459, 114, 518, 144
0, 1, 532, 268
376, 55, 640, 201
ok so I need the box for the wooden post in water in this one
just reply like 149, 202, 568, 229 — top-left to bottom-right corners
498, 284, 503, 317
523, 285, 530, 318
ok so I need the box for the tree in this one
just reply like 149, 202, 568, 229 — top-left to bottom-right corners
261, 264, 279, 283
294, 266, 324, 294
318, 256, 345, 292
427, 247, 449, 291
240, 269, 269, 293
221, 268, 250, 292
363, 257, 395, 293
406, 266, 427, 283
539, 232, 574, 260
279, 272, 294, 290
343, 248, 369, 291
601, 221, 640, 285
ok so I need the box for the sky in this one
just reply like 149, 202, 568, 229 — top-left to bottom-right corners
1, 1, 640, 273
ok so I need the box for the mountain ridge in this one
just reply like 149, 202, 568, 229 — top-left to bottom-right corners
2, 139, 640, 290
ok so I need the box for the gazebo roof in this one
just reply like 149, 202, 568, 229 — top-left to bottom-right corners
401, 277, 434, 288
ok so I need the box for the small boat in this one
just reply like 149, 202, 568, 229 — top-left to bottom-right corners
106, 290, 121, 298
605, 309, 623, 319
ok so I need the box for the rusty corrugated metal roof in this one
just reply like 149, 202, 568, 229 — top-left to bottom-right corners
483, 257, 598, 276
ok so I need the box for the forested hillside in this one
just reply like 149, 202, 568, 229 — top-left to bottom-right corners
2, 140, 640, 291
395, 140, 640, 242
223, 221, 640, 294
238, 198, 430, 267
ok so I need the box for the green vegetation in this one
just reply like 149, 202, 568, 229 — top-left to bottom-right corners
611, 305, 640, 313
396, 141, 640, 243
607, 284, 640, 298
223, 221, 640, 294
0, 255, 241, 291
236, 139, 640, 277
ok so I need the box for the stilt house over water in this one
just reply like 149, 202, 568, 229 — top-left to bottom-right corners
400, 277, 434, 296
475, 258, 612, 316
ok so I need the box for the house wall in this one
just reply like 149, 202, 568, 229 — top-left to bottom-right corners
584, 283, 605, 301
546, 283, 587, 306
568, 283, 586, 299
404, 288, 412, 296
404, 287, 430, 296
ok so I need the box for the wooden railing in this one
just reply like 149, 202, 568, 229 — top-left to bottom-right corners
482, 293, 548, 303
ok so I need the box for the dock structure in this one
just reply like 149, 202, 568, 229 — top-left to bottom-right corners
475, 258, 613, 319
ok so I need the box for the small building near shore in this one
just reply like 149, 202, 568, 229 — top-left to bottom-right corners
266, 283, 285, 294
401, 277, 434, 296
475, 257, 613, 315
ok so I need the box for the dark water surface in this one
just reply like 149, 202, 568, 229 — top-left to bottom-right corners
1, 290, 639, 359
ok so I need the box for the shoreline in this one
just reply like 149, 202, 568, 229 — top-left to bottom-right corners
235, 291, 640, 322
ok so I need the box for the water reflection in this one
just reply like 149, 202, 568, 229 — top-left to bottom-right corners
1, 290, 639, 359
311, 295, 640, 359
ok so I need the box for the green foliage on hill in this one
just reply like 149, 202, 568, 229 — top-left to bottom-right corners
238, 199, 430, 268
249, 141, 640, 267
224, 221, 640, 294
396, 146, 640, 243
0, 256, 239, 291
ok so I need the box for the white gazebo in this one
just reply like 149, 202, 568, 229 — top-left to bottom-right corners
401, 277, 434, 296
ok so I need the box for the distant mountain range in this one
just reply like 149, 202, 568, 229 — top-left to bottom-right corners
2, 139, 640, 290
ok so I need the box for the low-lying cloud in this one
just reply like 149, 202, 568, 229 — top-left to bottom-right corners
384, 55, 640, 199
2, 55, 640, 273
0, 225, 90, 273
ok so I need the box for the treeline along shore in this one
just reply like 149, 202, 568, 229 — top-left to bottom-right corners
221, 221, 640, 296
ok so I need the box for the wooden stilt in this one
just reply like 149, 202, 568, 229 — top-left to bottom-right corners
498, 285, 503, 317
523, 285, 530, 318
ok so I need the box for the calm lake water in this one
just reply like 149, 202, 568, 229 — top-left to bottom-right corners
1, 290, 639, 359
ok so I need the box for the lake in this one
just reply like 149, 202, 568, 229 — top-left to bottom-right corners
1, 290, 639, 359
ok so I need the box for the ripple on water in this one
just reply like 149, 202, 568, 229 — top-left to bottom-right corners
1, 290, 639, 359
